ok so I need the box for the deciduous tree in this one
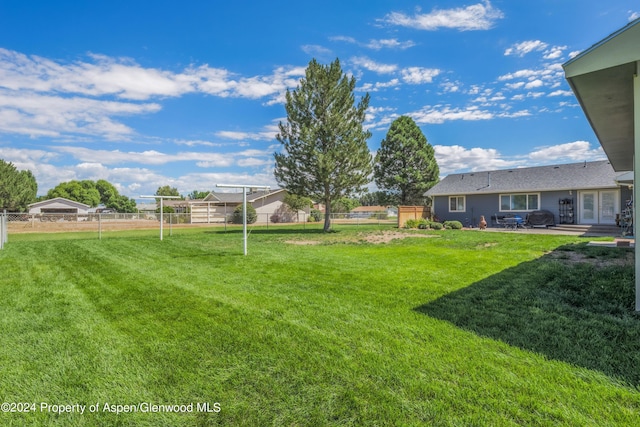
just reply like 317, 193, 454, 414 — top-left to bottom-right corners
187, 190, 209, 200
274, 58, 372, 232
47, 180, 101, 207
46, 179, 137, 212
283, 193, 312, 222
0, 159, 37, 211
155, 186, 181, 198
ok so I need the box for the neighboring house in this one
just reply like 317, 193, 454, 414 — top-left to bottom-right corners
425, 160, 632, 227
136, 202, 158, 214
350, 205, 397, 219
189, 189, 307, 223
28, 197, 91, 215
162, 199, 190, 214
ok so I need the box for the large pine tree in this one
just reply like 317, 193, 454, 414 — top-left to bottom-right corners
374, 116, 439, 205
274, 58, 372, 232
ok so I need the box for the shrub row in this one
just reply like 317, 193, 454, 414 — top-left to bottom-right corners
404, 219, 463, 230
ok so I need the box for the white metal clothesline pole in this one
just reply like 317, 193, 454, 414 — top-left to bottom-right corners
217, 184, 270, 255
140, 195, 181, 240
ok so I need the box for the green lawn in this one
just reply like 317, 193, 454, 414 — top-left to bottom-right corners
0, 225, 638, 426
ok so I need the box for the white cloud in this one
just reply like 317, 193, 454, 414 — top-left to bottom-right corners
381, 1, 504, 31
547, 90, 573, 97
524, 79, 544, 89
0, 49, 192, 100
568, 50, 581, 59
216, 120, 280, 141
629, 10, 640, 21
434, 145, 521, 174
55, 146, 233, 167
0, 49, 305, 102
401, 67, 441, 84
504, 40, 548, 57
528, 141, 605, 162
0, 144, 277, 197
174, 139, 227, 148
301, 44, 333, 57
366, 38, 416, 50
0, 90, 160, 139
433, 141, 607, 177
0, 48, 307, 139
360, 79, 401, 92
331, 36, 416, 50
505, 82, 525, 90
440, 80, 461, 93
543, 45, 567, 60
410, 105, 494, 124
237, 157, 273, 167
350, 56, 397, 74
498, 69, 540, 81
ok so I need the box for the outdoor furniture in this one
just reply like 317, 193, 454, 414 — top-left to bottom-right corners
494, 214, 526, 230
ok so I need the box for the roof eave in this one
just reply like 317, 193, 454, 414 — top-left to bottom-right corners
563, 18, 640, 171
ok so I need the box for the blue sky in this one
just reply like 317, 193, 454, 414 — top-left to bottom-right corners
0, 1, 638, 199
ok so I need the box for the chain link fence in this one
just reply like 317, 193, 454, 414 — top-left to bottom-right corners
4, 211, 396, 236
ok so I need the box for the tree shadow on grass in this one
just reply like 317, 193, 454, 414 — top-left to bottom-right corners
416, 243, 640, 386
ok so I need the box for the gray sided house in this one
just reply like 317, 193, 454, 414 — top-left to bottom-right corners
189, 188, 307, 223
425, 160, 631, 227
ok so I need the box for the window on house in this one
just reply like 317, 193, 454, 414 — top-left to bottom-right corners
500, 193, 539, 211
449, 196, 465, 212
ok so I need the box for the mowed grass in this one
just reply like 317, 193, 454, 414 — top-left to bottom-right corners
0, 225, 639, 426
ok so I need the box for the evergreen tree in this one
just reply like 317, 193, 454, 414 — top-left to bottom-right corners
0, 160, 37, 211
374, 116, 439, 205
359, 191, 393, 207
274, 58, 372, 232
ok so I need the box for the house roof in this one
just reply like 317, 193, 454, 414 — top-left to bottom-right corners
28, 197, 91, 209
163, 199, 189, 207
200, 188, 285, 204
425, 161, 625, 197
563, 18, 640, 171
136, 202, 157, 211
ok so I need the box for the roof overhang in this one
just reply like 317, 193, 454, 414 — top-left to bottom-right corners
563, 19, 640, 171
615, 170, 634, 187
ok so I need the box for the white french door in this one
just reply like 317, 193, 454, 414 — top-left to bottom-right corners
579, 190, 619, 225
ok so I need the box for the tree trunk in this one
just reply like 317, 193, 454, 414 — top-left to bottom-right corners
323, 196, 332, 232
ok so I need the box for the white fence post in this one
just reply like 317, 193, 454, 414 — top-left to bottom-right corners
0, 210, 7, 250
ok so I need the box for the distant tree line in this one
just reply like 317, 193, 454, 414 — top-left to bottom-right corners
46, 179, 138, 212
0, 164, 216, 213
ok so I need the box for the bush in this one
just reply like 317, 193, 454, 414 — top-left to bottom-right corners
309, 209, 322, 222
444, 220, 463, 230
405, 218, 429, 229
430, 221, 444, 230
232, 204, 257, 224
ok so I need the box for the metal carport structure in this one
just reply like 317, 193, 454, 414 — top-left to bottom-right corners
563, 18, 640, 310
